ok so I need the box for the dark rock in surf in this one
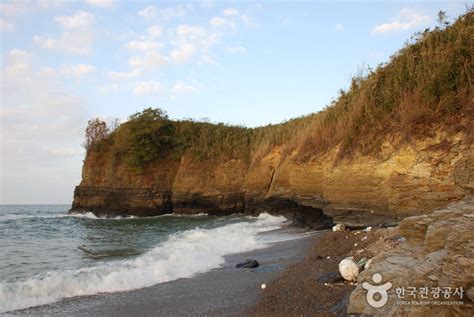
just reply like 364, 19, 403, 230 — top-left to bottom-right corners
236, 259, 259, 268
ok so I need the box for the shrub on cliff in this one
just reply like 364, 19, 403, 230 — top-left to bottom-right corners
84, 9, 472, 169
113, 108, 175, 168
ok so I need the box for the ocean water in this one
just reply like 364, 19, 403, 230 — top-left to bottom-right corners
0, 205, 293, 313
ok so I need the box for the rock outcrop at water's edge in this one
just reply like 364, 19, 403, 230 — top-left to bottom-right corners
347, 197, 474, 316
72, 130, 473, 227
72, 11, 473, 228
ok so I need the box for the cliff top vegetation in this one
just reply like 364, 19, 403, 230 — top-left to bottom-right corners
85, 9, 472, 170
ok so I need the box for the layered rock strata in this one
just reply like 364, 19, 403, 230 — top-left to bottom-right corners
347, 197, 474, 316
72, 131, 473, 227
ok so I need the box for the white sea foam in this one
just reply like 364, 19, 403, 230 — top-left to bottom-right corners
0, 213, 58, 221
0, 211, 206, 222
0, 213, 286, 313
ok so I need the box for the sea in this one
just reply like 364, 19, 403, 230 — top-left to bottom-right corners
0, 205, 297, 313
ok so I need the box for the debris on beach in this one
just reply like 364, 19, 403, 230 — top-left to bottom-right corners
261, 283, 267, 290
364, 258, 373, 270
332, 224, 346, 232
236, 259, 260, 268
338, 257, 359, 281
364, 226, 372, 232
357, 258, 367, 269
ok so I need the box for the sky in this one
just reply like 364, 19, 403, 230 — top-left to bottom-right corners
0, 0, 468, 204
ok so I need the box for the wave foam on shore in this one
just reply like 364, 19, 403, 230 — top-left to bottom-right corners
0, 213, 286, 313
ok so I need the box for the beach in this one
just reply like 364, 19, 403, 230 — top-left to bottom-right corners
7, 228, 322, 316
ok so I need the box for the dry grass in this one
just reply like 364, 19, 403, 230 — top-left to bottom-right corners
89, 10, 473, 168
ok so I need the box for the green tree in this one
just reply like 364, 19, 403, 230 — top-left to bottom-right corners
84, 118, 109, 150
125, 107, 175, 167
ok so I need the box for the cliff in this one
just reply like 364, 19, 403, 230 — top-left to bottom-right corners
72, 11, 473, 227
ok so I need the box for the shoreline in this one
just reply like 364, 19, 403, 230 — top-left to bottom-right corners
6, 228, 323, 316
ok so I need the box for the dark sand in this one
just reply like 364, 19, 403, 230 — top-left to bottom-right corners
8, 228, 322, 317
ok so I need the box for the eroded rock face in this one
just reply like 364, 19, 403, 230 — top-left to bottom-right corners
347, 198, 474, 316
72, 130, 473, 227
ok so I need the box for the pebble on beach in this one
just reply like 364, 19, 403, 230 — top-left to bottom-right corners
261, 284, 267, 290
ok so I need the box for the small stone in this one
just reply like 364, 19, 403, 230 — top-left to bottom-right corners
332, 224, 346, 231
428, 275, 439, 281
317, 272, 344, 284
261, 283, 267, 290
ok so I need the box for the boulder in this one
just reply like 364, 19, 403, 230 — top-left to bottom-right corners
347, 198, 474, 316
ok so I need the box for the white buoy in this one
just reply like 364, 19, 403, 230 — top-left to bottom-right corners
261, 283, 267, 290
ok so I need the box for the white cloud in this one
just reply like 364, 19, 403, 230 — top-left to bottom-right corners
159, 5, 190, 19
173, 24, 217, 49
33, 31, 93, 55
134, 81, 163, 95
61, 64, 95, 77
371, 8, 432, 35
86, 0, 115, 8
138, 5, 157, 18
240, 14, 257, 28
209, 16, 235, 28
199, 54, 217, 65
171, 43, 196, 63
125, 26, 163, 51
209, 16, 226, 27
38, 66, 57, 78
209, 10, 255, 29
99, 82, 120, 94
223, 8, 238, 16
227, 46, 246, 54
147, 25, 162, 38
108, 69, 141, 81
126, 39, 163, 52
138, 4, 190, 20
0, 17, 14, 32
172, 81, 197, 93
128, 52, 168, 69
1, 49, 87, 204
335, 23, 343, 32
55, 10, 94, 29
0, 0, 62, 19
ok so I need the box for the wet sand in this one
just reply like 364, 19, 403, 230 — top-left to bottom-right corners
8, 229, 322, 317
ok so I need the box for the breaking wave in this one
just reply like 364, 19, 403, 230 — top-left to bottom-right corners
0, 213, 286, 313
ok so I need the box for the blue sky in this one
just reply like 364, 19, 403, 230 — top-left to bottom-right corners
0, 0, 468, 204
